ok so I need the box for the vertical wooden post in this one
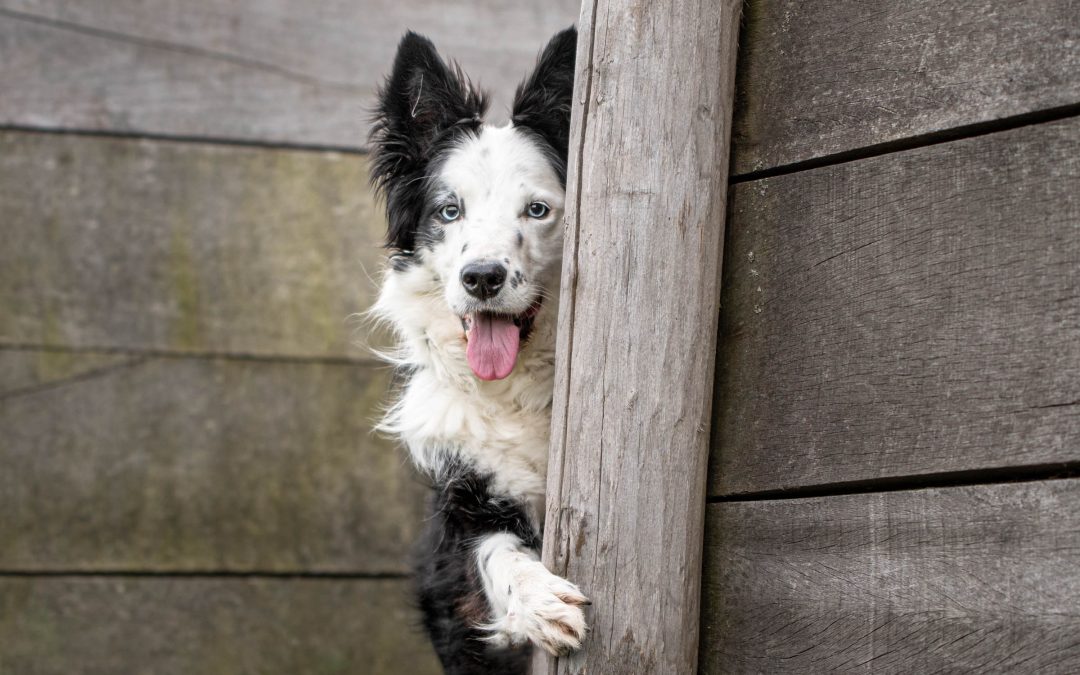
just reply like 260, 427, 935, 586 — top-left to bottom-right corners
536, 0, 741, 673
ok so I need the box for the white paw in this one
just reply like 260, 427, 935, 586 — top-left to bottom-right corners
484, 560, 589, 655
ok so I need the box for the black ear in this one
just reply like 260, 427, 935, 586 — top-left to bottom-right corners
511, 27, 578, 183
369, 32, 487, 253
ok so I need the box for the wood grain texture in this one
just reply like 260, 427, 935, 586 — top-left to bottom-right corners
732, 0, 1080, 174
0, 350, 425, 573
0, 0, 580, 145
0, 576, 439, 674
700, 480, 1080, 673
535, 0, 740, 672
0, 131, 386, 358
711, 117, 1080, 497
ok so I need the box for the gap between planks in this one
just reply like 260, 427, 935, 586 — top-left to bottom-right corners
730, 102, 1080, 184
709, 462, 1080, 502
0, 124, 369, 156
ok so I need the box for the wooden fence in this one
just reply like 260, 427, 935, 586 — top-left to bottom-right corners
702, 1, 1080, 670
0, 2, 578, 673
540, 0, 1080, 672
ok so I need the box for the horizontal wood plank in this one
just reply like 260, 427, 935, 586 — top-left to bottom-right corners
0, 131, 385, 358
711, 117, 1080, 496
733, 0, 1080, 174
700, 480, 1080, 673
0, 0, 581, 145
0, 350, 425, 573
0, 576, 439, 674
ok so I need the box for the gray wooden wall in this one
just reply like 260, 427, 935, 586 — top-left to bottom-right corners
0, 1, 579, 673
702, 0, 1080, 671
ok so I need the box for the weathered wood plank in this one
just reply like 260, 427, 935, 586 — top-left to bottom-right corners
0, 576, 439, 674
733, 0, 1080, 174
711, 117, 1080, 496
0, 350, 424, 573
700, 480, 1080, 673
536, 0, 740, 672
0, 131, 385, 358
0, 0, 580, 145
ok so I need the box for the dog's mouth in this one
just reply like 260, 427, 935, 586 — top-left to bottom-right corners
460, 299, 542, 381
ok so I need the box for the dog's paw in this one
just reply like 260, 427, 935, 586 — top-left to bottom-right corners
484, 560, 589, 655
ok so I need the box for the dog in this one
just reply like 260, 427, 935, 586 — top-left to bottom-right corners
367, 27, 587, 674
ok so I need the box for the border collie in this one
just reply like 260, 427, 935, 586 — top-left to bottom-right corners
368, 27, 586, 673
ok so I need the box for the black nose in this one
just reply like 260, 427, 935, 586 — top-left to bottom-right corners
460, 261, 507, 300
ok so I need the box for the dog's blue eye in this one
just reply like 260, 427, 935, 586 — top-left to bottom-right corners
439, 204, 460, 222
526, 202, 549, 219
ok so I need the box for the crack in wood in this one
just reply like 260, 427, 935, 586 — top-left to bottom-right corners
0, 356, 146, 402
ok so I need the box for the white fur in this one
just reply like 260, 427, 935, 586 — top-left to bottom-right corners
475, 532, 588, 655
371, 123, 565, 514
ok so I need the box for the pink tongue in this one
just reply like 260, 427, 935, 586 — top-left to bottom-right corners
466, 313, 521, 381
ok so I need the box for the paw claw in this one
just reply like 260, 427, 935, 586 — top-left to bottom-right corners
556, 591, 591, 607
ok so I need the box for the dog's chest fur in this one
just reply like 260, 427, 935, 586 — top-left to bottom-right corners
375, 263, 560, 518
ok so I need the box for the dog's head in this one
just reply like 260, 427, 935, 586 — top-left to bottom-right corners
370, 28, 577, 382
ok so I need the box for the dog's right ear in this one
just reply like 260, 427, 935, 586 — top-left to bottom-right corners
370, 32, 487, 253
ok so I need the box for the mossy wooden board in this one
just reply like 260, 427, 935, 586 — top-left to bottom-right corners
0, 576, 440, 675
0, 350, 426, 573
0, 131, 388, 358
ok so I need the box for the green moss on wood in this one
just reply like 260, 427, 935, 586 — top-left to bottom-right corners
168, 224, 205, 350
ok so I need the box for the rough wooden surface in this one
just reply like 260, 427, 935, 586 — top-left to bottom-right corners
732, 0, 1080, 174
0, 131, 387, 358
711, 117, 1080, 497
0, 576, 440, 674
700, 480, 1080, 673
0, 350, 425, 573
536, 0, 740, 672
0, 0, 580, 145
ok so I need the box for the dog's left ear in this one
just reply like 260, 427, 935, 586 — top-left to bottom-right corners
512, 27, 578, 182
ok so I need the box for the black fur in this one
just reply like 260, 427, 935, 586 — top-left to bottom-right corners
512, 28, 578, 184
414, 459, 540, 674
369, 32, 488, 254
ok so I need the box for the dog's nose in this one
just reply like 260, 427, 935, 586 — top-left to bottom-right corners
460, 261, 507, 300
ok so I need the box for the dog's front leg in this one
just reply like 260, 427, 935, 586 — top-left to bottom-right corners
475, 532, 589, 655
